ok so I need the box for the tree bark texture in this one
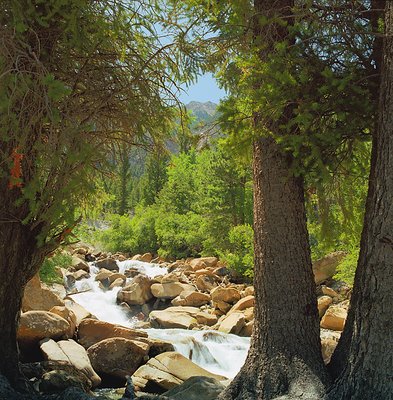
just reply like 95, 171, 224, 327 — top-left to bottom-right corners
219, 1, 327, 399
327, 2, 393, 399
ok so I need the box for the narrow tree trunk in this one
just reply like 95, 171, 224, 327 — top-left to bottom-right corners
326, 2, 393, 398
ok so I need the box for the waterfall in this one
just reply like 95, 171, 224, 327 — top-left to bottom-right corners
69, 260, 250, 378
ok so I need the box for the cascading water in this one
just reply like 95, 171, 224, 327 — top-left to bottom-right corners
69, 260, 250, 379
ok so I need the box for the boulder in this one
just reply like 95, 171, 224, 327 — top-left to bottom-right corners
317, 296, 333, 318
151, 282, 195, 300
228, 295, 254, 315
211, 287, 241, 304
320, 305, 348, 331
243, 307, 254, 321
71, 256, 89, 273
213, 300, 232, 314
95, 258, 119, 271
196, 312, 217, 326
312, 251, 346, 284
321, 337, 338, 364
321, 285, 339, 298
72, 270, 89, 281
18, 311, 70, 345
94, 268, 114, 283
171, 291, 211, 307
195, 275, 217, 292
40, 338, 101, 388
22, 274, 65, 312
87, 337, 149, 380
49, 306, 77, 339
239, 320, 253, 337
63, 299, 92, 326
162, 376, 225, 400
77, 318, 147, 348
218, 312, 245, 335
190, 257, 218, 271
132, 352, 226, 392
108, 277, 125, 289
117, 275, 153, 305
244, 286, 255, 296
149, 307, 200, 329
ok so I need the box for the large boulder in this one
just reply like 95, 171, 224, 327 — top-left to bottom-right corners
117, 275, 153, 305
95, 258, 119, 271
18, 311, 70, 345
189, 257, 218, 271
320, 305, 348, 331
71, 256, 90, 273
63, 299, 92, 326
40, 338, 101, 388
149, 307, 200, 329
312, 251, 346, 284
151, 282, 195, 300
218, 312, 245, 335
162, 376, 225, 400
77, 318, 147, 348
49, 306, 77, 339
171, 290, 211, 307
211, 286, 241, 304
87, 337, 149, 380
227, 295, 254, 315
132, 352, 226, 393
22, 274, 65, 312
195, 275, 217, 292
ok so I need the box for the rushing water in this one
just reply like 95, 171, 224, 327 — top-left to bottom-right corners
69, 260, 250, 379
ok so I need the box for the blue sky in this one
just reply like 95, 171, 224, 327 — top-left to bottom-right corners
179, 73, 226, 105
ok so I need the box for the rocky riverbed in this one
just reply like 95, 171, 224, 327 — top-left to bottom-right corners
15, 246, 350, 399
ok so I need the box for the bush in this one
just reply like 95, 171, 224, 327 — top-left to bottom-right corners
220, 224, 254, 278
334, 246, 359, 284
40, 251, 72, 284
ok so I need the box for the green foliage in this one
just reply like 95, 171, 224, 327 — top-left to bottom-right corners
40, 252, 71, 284
334, 246, 359, 285
220, 225, 254, 278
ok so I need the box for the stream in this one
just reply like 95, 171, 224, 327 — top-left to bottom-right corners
70, 260, 250, 380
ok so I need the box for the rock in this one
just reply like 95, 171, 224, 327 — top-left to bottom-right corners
94, 268, 114, 283
49, 283, 67, 299
151, 282, 195, 299
312, 251, 346, 284
149, 307, 200, 329
64, 299, 92, 326
22, 274, 65, 312
40, 338, 101, 388
239, 320, 253, 337
317, 296, 333, 318
161, 273, 180, 283
213, 266, 230, 277
108, 272, 126, 284
162, 376, 225, 400
321, 285, 339, 298
117, 275, 153, 305
189, 257, 218, 271
320, 305, 348, 331
77, 318, 147, 348
243, 307, 254, 321
18, 311, 70, 345
147, 338, 175, 358
244, 286, 255, 296
196, 312, 217, 326
171, 290, 211, 307
228, 295, 254, 315
132, 352, 226, 393
195, 275, 217, 292
218, 312, 245, 335
211, 287, 241, 304
109, 277, 125, 289
71, 256, 90, 273
73, 270, 90, 281
87, 337, 149, 380
213, 300, 232, 314
321, 337, 338, 364
95, 258, 119, 271
49, 306, 77, 339
141, 253, 153, 263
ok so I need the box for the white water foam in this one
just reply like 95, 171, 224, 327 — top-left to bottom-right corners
69, 260, 250, 378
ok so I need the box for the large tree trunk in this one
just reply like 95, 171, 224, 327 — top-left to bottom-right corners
219, 2, 327, 398
0, 193, 45, 389
326, 2, 393, 398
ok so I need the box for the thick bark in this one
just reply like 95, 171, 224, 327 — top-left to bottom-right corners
220, 3, 327, 399
0, 201, 45, 388
326, 2, 393, 398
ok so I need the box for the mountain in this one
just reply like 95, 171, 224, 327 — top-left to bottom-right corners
186, 101, 218, 123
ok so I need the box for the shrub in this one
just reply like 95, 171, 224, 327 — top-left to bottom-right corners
334, 245, 359, 285
40, 251, 72, 284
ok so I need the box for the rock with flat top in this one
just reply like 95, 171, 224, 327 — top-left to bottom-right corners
149, 307, 200, 329
211, 287, 241, 304
218, 312, 245, 335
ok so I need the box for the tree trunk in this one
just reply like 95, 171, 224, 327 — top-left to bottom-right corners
326, 2, 393, 398
0, 213, 45, 389
219, 2, 328, 399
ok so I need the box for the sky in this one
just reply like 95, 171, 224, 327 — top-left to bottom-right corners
178, 73, 226, 105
